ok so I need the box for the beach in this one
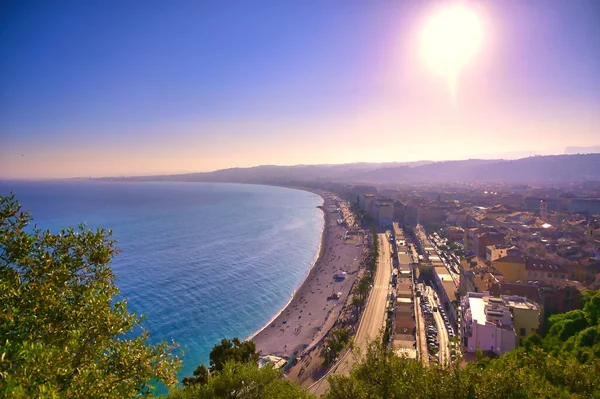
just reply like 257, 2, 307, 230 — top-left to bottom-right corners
251, 190, 364, 357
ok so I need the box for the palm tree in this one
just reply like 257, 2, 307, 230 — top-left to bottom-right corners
352, 295, 364, 319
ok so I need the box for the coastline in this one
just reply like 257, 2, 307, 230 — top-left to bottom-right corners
245, 199, 326, 342
251, 188, 363, 357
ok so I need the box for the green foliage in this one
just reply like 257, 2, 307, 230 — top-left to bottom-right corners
0, 195, 181, 398
352, 295, 364, 308
182, 364, 208, 387
208, 337, 259, 373
357, 276, 372, 301
583, 289, 600, 325
547, 310, 588, 341
367, 230, 378, 275
537, 289, 600, 363
323, 329, 350, 365
324, 341, 600, 399
168, 361, 312, 399
351, 295, 364, 319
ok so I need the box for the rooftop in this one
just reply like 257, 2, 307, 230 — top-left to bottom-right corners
495, 255, 525, 264
525, 258, 566, 272
502, 295, 540, 311
468, 295, 487, 326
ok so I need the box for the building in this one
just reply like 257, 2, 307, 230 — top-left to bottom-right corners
540, 199, 548, 221
569, 198, 600, 215
464, 228, 507, 259
525, 257, 568, 280
502, 295, 541, 345
460, 293, 516, 355
489, 280, 583, 333
359, 193, 376, 215
446, 209, 468, 227
393, 200, 406, 222
377, 202, 394, 226
486, 245, 521, 263
492, 256, 568, 282
417, 206, 447, 225
464, 228, 479, 255
474, 231, 506, 259
492, 255, 527, 281
443, 226, 465, 241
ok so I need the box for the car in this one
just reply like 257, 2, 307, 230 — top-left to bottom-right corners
433, 307, 438, 312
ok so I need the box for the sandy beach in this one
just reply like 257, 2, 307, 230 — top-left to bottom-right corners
251, 190, 364, 357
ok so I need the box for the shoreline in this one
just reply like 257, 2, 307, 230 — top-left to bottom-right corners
245, 195, 326, 342
251, 188, 363, 358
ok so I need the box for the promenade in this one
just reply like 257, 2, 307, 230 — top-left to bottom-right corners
309, 234, 392, 396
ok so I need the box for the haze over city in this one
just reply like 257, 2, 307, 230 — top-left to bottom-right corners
1, 0, 599, 178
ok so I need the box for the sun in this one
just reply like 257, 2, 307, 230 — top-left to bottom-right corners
420, 3, 483, 97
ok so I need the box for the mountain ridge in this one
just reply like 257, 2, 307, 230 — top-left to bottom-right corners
98, 153, 600, 184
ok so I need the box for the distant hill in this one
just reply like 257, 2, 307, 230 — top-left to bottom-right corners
565, 146, 600, 155
102, 154, 600, 185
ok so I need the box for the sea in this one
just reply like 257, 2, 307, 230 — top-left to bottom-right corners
0, 181, 323, 389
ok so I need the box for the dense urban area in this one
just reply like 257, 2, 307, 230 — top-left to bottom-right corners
199, 178, 600, 397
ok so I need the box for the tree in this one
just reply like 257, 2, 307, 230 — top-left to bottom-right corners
208, 337, 259, 373
0, 195, 181, 398
322, 329, 349, 365
351, 295, 364, 319
182, 364, 208, 387
169, 361, 313, 399
583, 289, 600, 325
357, 276, 372, 301
324, 339, 599, 399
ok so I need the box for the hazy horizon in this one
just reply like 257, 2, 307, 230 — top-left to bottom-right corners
2, 0, 599, 179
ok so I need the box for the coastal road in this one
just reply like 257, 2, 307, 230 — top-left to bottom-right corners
309, 233, 391, 396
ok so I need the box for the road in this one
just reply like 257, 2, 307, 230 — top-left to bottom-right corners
426, 287, 450, 365
309, 233, 391, 396
414, 286, 429, 365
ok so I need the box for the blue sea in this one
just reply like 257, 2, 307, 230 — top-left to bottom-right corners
0, 181, 323, 388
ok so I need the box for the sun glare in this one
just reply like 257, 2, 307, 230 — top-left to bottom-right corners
421, 3, 483, 98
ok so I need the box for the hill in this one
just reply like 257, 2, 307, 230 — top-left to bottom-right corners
102, 154, 600, 185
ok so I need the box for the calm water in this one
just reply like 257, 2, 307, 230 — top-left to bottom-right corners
0, 181, 323, 386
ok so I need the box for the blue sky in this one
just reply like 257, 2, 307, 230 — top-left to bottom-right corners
1, 0, 599, 178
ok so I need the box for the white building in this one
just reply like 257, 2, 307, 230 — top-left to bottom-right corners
460, 292, 516, 356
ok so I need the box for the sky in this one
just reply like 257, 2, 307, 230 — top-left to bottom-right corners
1, 0, 599, 179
